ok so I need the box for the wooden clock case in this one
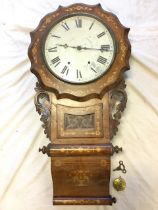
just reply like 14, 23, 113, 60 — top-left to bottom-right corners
28, 3, 131, 205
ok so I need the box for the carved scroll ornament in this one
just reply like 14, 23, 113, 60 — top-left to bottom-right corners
109, 79, 127, 139
34, 82, 51, 138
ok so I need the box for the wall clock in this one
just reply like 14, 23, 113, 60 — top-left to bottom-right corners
28, 3, 131, 205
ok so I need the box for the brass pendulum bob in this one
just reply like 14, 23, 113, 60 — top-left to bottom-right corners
113, 176, 126, 191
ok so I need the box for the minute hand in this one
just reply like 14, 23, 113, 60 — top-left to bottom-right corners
81, 46, 112, 52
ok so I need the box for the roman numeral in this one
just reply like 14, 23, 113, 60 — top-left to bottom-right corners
77, 70, 82, 78
91, 67, 97, 73
51, 56, 61, 67
97, 56, 107, 64
61, 65, 69, 75
101, 45, 110, 52
48, 47, 57, 52
61, 22, 70, 31
97, 31, 105, 38
51, 35, 61, 38
89, 21, 95, 30
75, 18, 82, 28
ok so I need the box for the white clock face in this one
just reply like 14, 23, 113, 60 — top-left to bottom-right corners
43, 14, 116, 84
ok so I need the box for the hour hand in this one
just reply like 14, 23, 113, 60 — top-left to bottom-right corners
57, 44, 69, 48
56, 44, 77, 49
56, 44, 82, 51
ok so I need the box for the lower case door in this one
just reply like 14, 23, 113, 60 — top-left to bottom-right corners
51, 154, 115, 205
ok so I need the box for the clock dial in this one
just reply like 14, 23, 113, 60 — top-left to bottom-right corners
43, 15, 116, 84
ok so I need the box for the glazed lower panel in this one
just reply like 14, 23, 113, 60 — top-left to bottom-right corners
53, 196, 116, 205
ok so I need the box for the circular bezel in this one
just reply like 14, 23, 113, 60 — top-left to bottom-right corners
42, 13, 117, 84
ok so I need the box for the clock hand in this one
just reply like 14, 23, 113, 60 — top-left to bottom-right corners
82, 46, 112, 52
57, 44, 111, 52
57, 44, 79, 49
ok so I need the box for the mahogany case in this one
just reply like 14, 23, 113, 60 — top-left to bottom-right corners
28, 3, 131, 205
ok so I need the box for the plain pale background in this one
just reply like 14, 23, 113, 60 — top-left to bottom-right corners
0, 0, 158, 210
